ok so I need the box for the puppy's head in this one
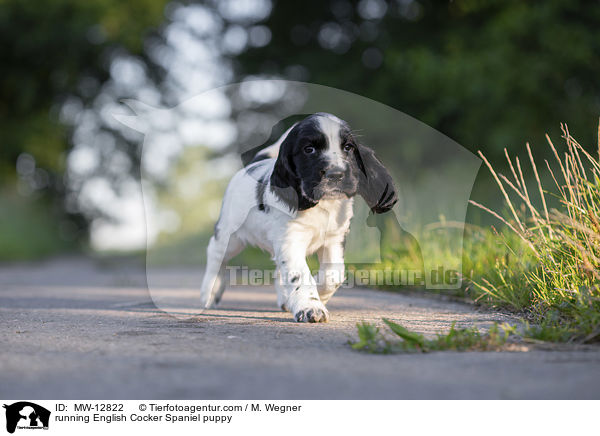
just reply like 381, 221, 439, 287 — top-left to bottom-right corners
271, 112, 397, 213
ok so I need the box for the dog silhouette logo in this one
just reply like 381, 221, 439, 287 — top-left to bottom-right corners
115, 80, 481, 317
3, 402, 50, 434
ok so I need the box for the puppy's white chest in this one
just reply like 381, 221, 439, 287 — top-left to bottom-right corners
288, 198, 354, 253
299, 199, 352, 230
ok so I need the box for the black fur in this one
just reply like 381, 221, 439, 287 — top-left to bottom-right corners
353, 145, 398, 213
255, 174, 269, 212
269, 113, 397, 214
270, 116, 321, 211
3, 402, 51, 434
246, 160, 271, 212
270, 114, 353, 211
243, 114, 311, 167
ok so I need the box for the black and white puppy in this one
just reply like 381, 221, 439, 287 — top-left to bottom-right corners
200, 113, 397, 322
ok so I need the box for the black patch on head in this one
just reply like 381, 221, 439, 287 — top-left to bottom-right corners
290, 274, 299, 283
257, 112, 396, 213
242, 114, 312, 167
270, 116, 322, 211
270, 113, 360, 211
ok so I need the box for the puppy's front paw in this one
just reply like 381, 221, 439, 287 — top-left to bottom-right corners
294, 304, 329, 323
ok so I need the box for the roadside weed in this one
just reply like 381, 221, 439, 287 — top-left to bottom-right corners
350, 319, 516, 353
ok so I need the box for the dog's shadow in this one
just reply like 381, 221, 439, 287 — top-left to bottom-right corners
200, 310, 297, 323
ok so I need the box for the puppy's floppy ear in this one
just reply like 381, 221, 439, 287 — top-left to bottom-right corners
354, 144, 398, 213
270, 127, 317, 211
271, 128, 296, 186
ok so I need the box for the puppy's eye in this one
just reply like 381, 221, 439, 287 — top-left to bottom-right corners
343, 143, 354, 152
304, 146, 316, 155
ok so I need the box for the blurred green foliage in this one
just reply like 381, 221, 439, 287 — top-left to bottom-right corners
0, 190, 71, 260
0, 0, 167, 181
2, 0, 600, 260
0, 0, 167, 258
233, 0, 600, 158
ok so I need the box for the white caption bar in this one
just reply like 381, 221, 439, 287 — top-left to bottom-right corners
0, 400, 597, 436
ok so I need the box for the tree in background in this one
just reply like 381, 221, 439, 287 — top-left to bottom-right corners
0, 0, 168, 256
230, 0, 600, 158
2, 0, 600, 257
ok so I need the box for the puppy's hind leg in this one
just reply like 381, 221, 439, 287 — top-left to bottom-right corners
200, 233, 245, 309
212, 234, 246, 306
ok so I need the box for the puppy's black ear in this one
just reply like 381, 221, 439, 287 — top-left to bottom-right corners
354, 145, 398, 213
271, 128, 296, 187
270, 128, 317, 211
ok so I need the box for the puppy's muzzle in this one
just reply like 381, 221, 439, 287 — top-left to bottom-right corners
324, 167, 345, 182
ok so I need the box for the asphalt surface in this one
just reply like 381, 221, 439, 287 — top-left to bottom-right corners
1, 257, 599, 399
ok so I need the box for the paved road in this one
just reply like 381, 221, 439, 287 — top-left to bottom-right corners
1, 258, 599, 399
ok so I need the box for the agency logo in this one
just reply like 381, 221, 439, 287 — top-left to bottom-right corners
3, 402, 50, 434
114, 80, 481, 318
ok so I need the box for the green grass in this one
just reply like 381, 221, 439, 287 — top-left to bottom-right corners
353, 122, 600, 348
350, 319, 516, 353
467, 124, 600, 343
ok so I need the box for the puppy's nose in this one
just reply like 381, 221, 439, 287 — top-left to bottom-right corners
324, 168, 344, 181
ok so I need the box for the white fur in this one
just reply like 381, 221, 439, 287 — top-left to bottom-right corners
318, 115, 347, 169
200, 119, 353, 322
